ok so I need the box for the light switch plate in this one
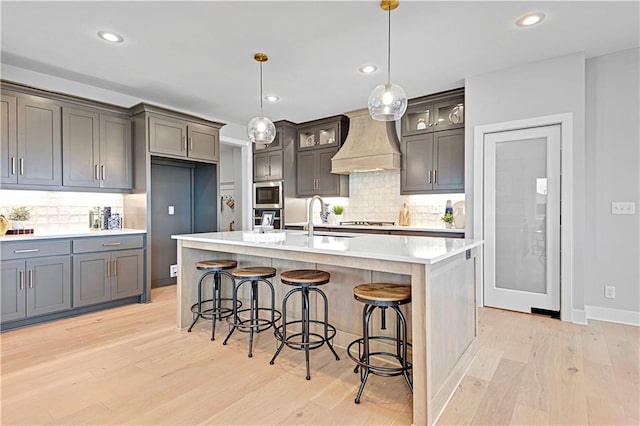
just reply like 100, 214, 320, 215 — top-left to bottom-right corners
168, 205, 175, 215
611, 202, 636, 215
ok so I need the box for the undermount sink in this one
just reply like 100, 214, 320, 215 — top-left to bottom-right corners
242, 231, 287, 243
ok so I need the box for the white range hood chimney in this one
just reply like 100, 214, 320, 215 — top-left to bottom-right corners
331, 108, 401, 175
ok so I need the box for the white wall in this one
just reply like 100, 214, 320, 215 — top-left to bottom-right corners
584, 48, 639, 318
465, 52, 587, 312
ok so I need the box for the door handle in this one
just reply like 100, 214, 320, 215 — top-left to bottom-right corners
189, 137, 193, 151
28, 270, 33, 289
433, 169, 437, 184
101, 165, 105, 180
19, 270, 24, 290
182, 135, 187, 151
95, 164, 99, 180
113, 260, 117, 276
428, 170, 432, 184
107, 260, 111, 278
11, 157, 16, 175
19, 158, 24, 175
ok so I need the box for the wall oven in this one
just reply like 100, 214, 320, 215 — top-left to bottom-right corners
253, 181, 283, 209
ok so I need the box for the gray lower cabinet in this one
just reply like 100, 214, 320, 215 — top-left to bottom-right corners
63, 107, 132, 189
1, 92, 62, 186
148, 114, 220, 163
1, 256, 71, 323
72, 235, 144, 308
401, 128, 464, 194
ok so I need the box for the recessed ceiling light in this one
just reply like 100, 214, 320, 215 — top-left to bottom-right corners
264, 95, 280, 102
359, 64, 378, 74
516, 12, 545, 27
97, 31, 124, 43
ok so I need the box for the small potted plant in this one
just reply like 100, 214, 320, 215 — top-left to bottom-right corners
9, 206, 31, 230
441, 212, 454, 229
331, 205, 344, 224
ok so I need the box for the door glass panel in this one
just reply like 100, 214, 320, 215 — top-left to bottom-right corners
435, 101, 464, 127
317, 125, 336, 146
406, 108, 431, 131
494, 137, 547, 294
299, 129, 314, 149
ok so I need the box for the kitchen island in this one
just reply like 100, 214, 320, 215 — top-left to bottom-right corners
172, 231, 481, 425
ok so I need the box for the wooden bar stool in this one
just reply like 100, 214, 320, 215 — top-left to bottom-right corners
270, 269, 340, 380
188, 259, 239, 341
223, 266, 281, 358
346, 283, 413, 403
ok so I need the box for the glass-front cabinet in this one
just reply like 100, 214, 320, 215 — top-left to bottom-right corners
298, 122, 339, 150
402, 89, 464, 136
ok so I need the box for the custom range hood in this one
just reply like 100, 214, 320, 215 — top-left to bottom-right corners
331, 108, 401, 175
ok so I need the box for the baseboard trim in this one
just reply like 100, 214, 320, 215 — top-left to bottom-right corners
585, 305, 640, 326
572, 309, 588, 325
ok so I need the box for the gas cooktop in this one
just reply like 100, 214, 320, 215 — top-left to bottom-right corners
339, 220, 396, 227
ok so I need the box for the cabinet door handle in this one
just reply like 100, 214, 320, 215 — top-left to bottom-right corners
428, 170, 432, 184
28, 270, 33, 289
19, 158, 24, 175
107, 260, 111, 278
113, 260, 117, 276
95, 164, 99, 180
14, 248, 39, 254
189, 137, 193, 151
19, 270, 24, 290
268, 163, 272, 177
433, 169, 437, 183
182, 135, 187, 151
102, 242, 121, 247
11, 157, 16, 175
101, 165, 105, 180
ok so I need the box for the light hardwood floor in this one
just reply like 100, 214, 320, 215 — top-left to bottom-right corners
1, 286, 638, 425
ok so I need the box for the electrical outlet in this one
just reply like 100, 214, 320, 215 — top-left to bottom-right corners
170, 264, 178, 278
611, 202, 636, 215
604, 285, 616, 299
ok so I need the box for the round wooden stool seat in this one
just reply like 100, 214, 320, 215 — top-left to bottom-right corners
353, 283, 411, 304
196, 259, 237, 270
281, 269, 330, 286
231, 266, 276, 279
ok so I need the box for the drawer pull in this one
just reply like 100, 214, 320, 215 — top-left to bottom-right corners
19, 271, 24, 290
14, 249, 39, 254
102, 242, 121, 247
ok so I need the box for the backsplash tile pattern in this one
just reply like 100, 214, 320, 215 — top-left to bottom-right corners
0, 190, 124, 233
317, 170, 465, 228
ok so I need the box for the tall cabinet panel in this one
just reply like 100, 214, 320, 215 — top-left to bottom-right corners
16, 96, 62, 186
1, 94, 17, 184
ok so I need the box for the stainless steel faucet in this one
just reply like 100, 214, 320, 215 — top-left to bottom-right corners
306, 195, 325, 238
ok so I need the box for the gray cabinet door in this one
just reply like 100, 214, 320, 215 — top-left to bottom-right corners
402, 134, 433, 193
1, 260, 26, 323
1, 94, 18, 185
266, 150, 283, 181
187, 123, 218, 162
432, 128, 465, 192
317, 148, 339, 195
73, 252, 111, 307
26, 256, 71, 317
149, 115, 187, 157
16, 96, 62, 185
62, 107, 100, 187
111, 249, 143, 299
296, 150, 317, 196
100, 114, 132, 189
254, 151, 283, 182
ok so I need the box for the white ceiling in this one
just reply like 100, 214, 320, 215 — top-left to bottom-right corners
1, 1, 638, 127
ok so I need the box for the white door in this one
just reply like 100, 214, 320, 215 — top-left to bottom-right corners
483, 125, 561, 313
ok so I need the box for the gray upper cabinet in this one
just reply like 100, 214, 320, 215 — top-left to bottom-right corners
149, 114, 219, 163
63, 107, 132, 190
253, 121, 297, 183
295, 115, 349, 197
13, 95, 62, 186
401, 88, 465, 194
1, 94, 17, 185
254, 150, 283, 182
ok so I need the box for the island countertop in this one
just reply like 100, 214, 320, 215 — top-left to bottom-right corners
171, 230, 481, 265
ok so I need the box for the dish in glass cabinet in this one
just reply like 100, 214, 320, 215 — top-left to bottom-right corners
305, 134, 316, 146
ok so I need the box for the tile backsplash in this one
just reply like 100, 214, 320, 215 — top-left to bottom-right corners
317, 170, 465, 228
0, 190, 124, 233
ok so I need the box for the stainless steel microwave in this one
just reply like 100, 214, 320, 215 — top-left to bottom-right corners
253, 181, 283, 209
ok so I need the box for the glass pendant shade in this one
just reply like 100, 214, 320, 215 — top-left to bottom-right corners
368, 82, 408, 121
247, 116, 276, 144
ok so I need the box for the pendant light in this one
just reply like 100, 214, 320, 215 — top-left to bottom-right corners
247, 53, 276, 144
368, 0, 407, 121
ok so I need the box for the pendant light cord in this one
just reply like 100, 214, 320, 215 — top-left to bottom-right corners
387, 3, 391, 85
259, 61, 264, 116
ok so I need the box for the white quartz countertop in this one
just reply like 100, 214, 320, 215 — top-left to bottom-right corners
284, 222, 465, 234
0, 229, 146, 242
172, 230, 481, 265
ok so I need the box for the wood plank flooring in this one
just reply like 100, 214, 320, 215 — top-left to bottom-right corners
1, 286, 638, 425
